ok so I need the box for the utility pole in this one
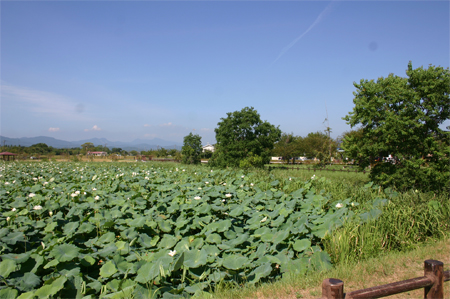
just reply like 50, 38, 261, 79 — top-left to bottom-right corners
324, 102, 332, 165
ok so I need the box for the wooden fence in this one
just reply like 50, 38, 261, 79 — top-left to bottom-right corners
320, 260, 449, 299
266, 165, 366, 174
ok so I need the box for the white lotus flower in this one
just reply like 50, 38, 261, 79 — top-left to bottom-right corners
92, 188, 97, 191
289, 177, 292, 181
33, 205, 43, 210
95, 196, 100, 200
225, 193, 232, 198
71, 193, 77, 198
194, 196, 201, 200
223, 183, 227, 186
241, 175, 245, 178
260, 216, 268, 223
351, 202, 355, 207
49, 211, 53, 216
168, 250, 176, 257
43, 182, 48, 185
75, 191, 80, 194
6, 217, 10, 221
12, 208, 16, 212
29, 193, 36, 198
4, 182, 9, 185
250, 183, 254, 187
335, 203, 343, 208
205, 182, 209, 184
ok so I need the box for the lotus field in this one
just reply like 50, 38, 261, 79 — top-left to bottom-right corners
0, 162, 386, 298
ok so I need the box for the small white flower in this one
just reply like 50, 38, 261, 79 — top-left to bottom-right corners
29, 193, 36, 198
182, 169, 185, 172
92, 175, 97, 181
205, 182, 209, 184
4, 182, 9, 185
84, 192, 87, 195
351, 202, 355, 207
225, 193, 232, 198
92, 188, 97, 191
12, 208, 16, 212
260, 216, 268, 223
168, 250, 176, 257
33, 205, 43, 210
289, 177, 292, 181
71, 193, 77, 198
75, 191, 80, 194
223, 183, 227, 186
49, 178, 54, 182
240, 185, 243, 188
222, 199, 226, 202
311, 175, 316, 180
49, 211, 53, 216
95, 196, 100, 200
43, 182, 48, 185
12, 180, 15, 184
194, 196, 201, 200
211, 170, 213, 172
176, 168, 178, 171
33, 178, 37, 181
250, 183, 254, 187
6, 217, 11, 221
198, 187, 202, 190
335, 203, 343, 208
241, 175, 245, 178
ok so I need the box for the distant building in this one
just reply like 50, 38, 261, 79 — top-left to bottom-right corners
202, 143, 215, 153
87, 151, 107, 157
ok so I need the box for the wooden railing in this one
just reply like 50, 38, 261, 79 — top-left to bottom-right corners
321, 260, 449, 299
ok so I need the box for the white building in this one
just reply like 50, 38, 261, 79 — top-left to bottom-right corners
202, 143, 215, 153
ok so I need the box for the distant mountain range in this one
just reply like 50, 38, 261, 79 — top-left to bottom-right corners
0, 136, 182, 151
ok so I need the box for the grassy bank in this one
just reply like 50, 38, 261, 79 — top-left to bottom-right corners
206, 238, 449, 299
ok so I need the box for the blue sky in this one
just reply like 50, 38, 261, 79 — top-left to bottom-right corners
1, 1, 449, 145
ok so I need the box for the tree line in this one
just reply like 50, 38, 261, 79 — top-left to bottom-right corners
182, 62, 449, 192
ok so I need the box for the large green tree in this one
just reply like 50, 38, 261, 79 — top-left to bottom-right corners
209, 107, 281, 168
343, 62, 450, 192
181, 133, 202, 164
272, 133, 301, 164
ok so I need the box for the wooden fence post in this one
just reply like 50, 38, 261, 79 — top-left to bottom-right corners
424, 260, 444, 298
321, 278, 344, 299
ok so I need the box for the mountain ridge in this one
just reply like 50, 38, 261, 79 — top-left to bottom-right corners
0, 136, 183, 151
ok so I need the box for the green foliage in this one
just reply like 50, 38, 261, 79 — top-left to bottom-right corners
181, 133, 202, 164
343, 62, 450, 192
210, 107, 281, 168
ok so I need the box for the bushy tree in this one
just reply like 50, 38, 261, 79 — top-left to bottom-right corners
272, 133, 300, 164
343, 62, 450, 192
181, 133, 202, 164
209, 107, 281, 168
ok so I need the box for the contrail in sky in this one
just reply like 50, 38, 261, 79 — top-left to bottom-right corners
271, 1, 339, 66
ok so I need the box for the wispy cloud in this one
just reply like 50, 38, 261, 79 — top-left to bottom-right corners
84, 125, 101, 132
144, 124, 152, 127
1, 82, 90, 121
160, 122, 173, 127
48, 127, 60, 132
272, 1, 339, 65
